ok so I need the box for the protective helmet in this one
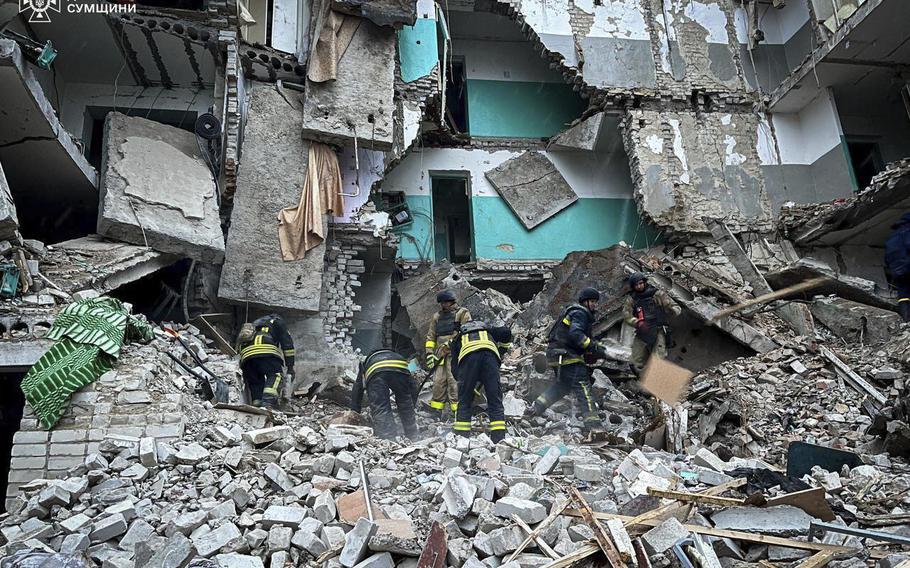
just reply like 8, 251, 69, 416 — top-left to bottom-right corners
436, 289, 456, 303
577, 287, 600, 303
629, 273, 647, 286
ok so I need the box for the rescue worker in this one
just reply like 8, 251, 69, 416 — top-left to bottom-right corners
885, 213, 910, 322
238, 314, 295, 408
528, 287, 608, 431
623, 273, 681, 373
425, 290, 471, 418
450, 321, 512, 443
350, 349, 419, 440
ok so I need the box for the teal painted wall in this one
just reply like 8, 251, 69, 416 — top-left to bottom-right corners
466, 79, 585, 138
395, 195, 655, 261
398, 19, 438, 83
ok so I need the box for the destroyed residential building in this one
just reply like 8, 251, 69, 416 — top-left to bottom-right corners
1, 0, 910, 566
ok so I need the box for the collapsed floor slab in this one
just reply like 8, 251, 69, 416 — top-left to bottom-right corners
0, 162, 18, 242
97, 113, 224, 264
484, 152, 578, 230
219, 83, 326, 313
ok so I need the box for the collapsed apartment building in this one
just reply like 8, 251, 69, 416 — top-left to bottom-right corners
1, 0, 910, 565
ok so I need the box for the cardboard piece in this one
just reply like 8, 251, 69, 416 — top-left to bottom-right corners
639, 356, 693, 405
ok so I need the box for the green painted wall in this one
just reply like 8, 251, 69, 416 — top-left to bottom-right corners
398, 19, 438, 83
394, 195, 655, 261
466, 79, 585, 138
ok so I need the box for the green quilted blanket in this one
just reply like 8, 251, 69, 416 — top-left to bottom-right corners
21, 296, 154, 429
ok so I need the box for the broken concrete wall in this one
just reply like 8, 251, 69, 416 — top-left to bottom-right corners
0, 162, 19, 242
646, 0, 745, 94
622, 108, 773, 234
219, 83, 326, 313
97, 113, 225, 263
484, 152, 578, 230
396, 0, 440, 154
811, 297, 902, 345
301, 20, 396, 150
381, 146, 651, 262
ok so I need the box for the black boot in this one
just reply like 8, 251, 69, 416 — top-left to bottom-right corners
490, 429, 505, 444
900, 301, 910, 323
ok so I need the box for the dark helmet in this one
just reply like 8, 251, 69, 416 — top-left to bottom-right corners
629, 273, 647, 287
436, 289, 456, 303
577, 287, 600, 303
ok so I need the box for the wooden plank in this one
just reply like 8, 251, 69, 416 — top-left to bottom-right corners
417, 522, 447, 568
765, 488, 835, 522
819, 346, 888, 405
505, 500, 568, 563
709, 278, 826, 321
569, 487, 626, 568
793, 551, 835, 568
511, 515, 559, 560
539, 543, 600, 568
562, 511, 857, 555
647, 488, 746, 507
623, 477, 747, 528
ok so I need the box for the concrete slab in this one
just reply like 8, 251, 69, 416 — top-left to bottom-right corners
811, 297, 902, 345
331, 0, 416, 27
0, 39, 97, 220
219, 83, 326, 313
44, 235, 179, 294
548, 113, 604, 152
301, 21, 396, 150
0, 161, 19, 241
97, 113, 224, 263
483, 152, 578, 230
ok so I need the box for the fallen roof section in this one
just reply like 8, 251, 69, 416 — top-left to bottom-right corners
97, 113, 225, 263
547, 113, 605, 152
0, 39, 97, 206
484, 151, 578, 230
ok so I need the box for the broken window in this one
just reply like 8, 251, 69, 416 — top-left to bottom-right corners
445, 58, 468, 134
431, 174, 472, 263
846, 140, 884, 191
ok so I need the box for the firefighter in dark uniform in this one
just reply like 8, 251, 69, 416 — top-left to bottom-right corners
623, 272, 681, 373
238, 314, 295, 408
451, 321, 512, 443
528, 287, 607, 431
350, 349, 419, 440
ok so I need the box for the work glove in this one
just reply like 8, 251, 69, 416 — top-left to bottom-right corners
592, 342, 608, 360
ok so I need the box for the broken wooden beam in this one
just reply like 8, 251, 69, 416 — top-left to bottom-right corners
764, 487, 835, 522
709, 278, 826, 322
511, 514, 559, 560
793, 551, 835, 568
819, 346, 888, 405
569, 487, 626, 568
505, 500, 568, 563
563, 511, 858, 555
623, 477, 746, 528
646, 487, 746, 507
539, 543, 599, 568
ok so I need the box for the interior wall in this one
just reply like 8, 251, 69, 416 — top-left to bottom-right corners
735, 2, 815, 93
448, 12, 585, 138
759, 89, 855, 212
382, 146, 648, 261
835, 77, 910, 165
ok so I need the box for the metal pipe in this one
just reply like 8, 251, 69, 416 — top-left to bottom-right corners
359, 460, 374, 521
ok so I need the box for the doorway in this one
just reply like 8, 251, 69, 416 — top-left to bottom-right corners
431, 174, 473, 263
445, 58, 469, 134
846, 140, 884, 191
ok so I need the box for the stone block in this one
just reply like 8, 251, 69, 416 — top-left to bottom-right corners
642, 517, 690, 555
139, 437, 158, 468
292, 528, 328, 557
60, 533, 91, 554
442, 448, 463, 469
167, 510, 207, 536
710, 505, 814, 537
264, 463, 295, 492
175, 443, 209, 465
119, 519, 155, 552
442, 474, 476, 519
215, 553, 265, 568
219, 84, 325, 313
573, 463, 602, 482
340, 518, 378, 568
692, 448, 728, 472
314, 490, 337, 523
262, 505, 307, 528
60, 513, 92, 534
97, 113, 224, 263
351, 553, 393, 568
38, 484, 71, 507
532, 447, 561, 476
493, 497, 546, 524
242, 426, 293, 446
90, 513, 128, 543
268, 525, 293, 554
